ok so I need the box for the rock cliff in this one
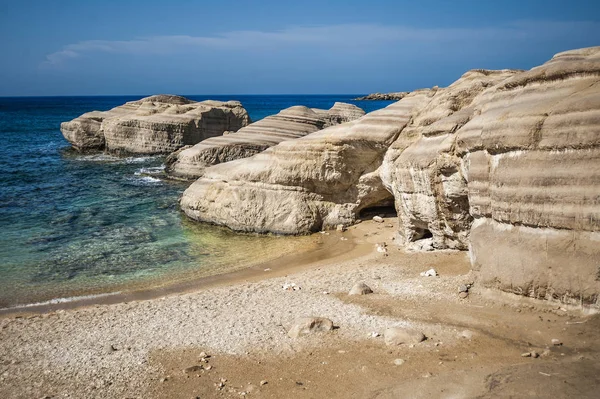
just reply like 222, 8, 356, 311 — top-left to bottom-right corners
60, 95, 250, 154
165, 103, 364, 180
180, 90, 436, 234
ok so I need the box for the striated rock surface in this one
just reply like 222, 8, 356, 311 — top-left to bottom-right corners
355, 92, 409, 101
165, 103, 364, 180
383, 46, 600, 303
380, 69, 521, 250
454, 47, 600, 303
180, 90, 436, 234
60, 95, 250, 154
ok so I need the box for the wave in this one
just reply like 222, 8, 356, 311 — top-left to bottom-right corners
74, 154, 161, 164
0, 291, 122, 310
134, 165, 165, 176
127, 175, 163, 185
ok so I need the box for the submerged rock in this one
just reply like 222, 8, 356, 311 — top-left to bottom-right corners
61, 95, 250, 154
165, 103, 364, 180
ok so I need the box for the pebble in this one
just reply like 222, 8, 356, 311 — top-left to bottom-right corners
336, 224, 346, 232
420, 268, 438, 277
551, 339, 562, 346
393, 358, 405, 366
260, 380, 268, 386
373, 216, 384, 223
184, 365, 203, 373
349, 282, 373, 295
459, 292, 469, 299
458, 284, 469, 293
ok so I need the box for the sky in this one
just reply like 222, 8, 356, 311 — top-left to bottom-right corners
0, 0, 599, 96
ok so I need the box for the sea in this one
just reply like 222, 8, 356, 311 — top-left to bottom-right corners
0, 95, 394, 308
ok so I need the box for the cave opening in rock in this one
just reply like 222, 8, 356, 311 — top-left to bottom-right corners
359, 206, 397, 219
412, 227, 433, 241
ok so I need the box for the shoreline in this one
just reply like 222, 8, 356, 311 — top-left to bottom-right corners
0, 224, 367, 317
2, 217, 599, 398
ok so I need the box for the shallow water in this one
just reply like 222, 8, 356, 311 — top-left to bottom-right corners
0, 95, 393, 307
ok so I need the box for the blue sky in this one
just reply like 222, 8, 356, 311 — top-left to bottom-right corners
0, 0, 599, 96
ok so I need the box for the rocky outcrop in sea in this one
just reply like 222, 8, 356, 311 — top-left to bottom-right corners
60, 95, 250, 154
354, 92, 409, 101
165, 102, 364, 180
180, 47, 600, 306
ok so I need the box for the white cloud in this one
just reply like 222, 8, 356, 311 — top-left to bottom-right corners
40, 21, 600, 68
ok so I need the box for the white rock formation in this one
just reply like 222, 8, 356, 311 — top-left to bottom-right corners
165, 103, 364, 180
61, 95, 250, 154
180, 90, 436, 234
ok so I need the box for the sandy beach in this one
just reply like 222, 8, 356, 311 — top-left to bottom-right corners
1, 217, 599, 398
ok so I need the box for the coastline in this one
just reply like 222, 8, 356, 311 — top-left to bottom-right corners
2, 217, 599, 398
0, 226, 365, 317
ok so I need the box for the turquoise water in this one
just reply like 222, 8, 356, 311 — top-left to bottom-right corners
0, 95, 393, 307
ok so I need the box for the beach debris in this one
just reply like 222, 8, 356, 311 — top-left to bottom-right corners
288, 317, 334, 338
384, 327, 426, 346
282, 283, 301, 291
336, 224, 346, 232
551, 338, 562, 346
184, 365, 204, 373
393, 358, 405, 366
375, 242, 388, 256
349, 282, 373, 295
373, 216, 384, 223
420, 268, 438, 277
105, 344, 118, 353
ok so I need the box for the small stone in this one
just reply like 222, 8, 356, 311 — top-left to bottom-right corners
384, 327, 426, 346
199, 351, 208, 358
260, 380, 268, 386
373, 216, 384, 223
458, 292, 469, 299
205, 365, 212, 370
349, 282, 373, 295
105, 344, 117, 353
458, 285, 469, 293
336, 224, 346, 232
288, 317, 334, 338
460, 330, 474, 340
531, 351, 540, 358
420, 268, 437, 277
393, 358, 405, 366
551, 339, 562, 346
184, 365, 203, 373
521, 352, 532, 357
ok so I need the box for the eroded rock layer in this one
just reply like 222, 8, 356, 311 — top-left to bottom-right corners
60, 95, 250, 154
180, 91, 436, 234
165, 103, 365, 180
455, 47, 600, 303
380, 69, 521, 250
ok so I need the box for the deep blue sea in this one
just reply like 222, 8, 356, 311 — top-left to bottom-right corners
0, 95, 393, 308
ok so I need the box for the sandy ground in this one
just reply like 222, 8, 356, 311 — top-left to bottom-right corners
1, 217, 599, 398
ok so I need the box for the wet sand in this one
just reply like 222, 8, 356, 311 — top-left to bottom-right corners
1, 217, 599, 398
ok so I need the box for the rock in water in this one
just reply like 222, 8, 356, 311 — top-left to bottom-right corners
61, 95, 250, 154
181, 90, 435, 234
165, 103, 364, 180
349, 282, 373, 295
384, 327, 426, 346
287, 317, 334, 338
